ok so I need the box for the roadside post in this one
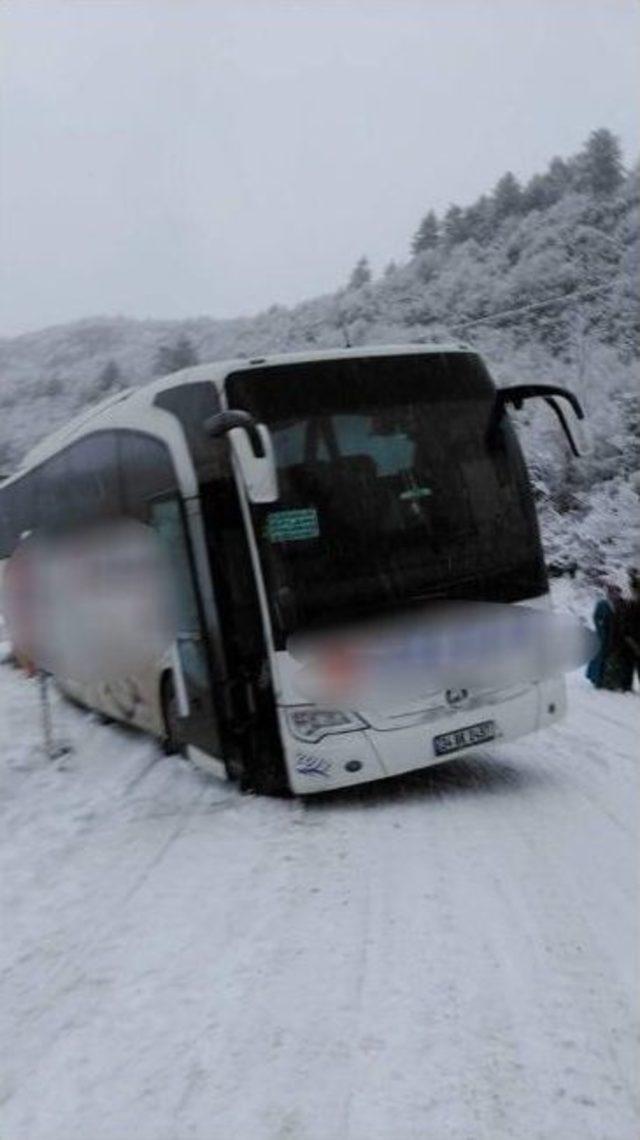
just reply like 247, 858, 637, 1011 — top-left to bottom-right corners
37, 669, 72, 763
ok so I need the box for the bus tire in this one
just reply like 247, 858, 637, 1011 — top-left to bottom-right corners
241, 724, 290, 798
160, 674, 183, 757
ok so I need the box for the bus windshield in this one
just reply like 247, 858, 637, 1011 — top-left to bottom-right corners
226, 354, 547, 645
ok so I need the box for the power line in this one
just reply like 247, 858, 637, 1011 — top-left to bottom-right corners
448, 279, 619, 333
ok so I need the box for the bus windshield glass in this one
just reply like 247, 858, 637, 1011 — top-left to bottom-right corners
226, 354, 547, 645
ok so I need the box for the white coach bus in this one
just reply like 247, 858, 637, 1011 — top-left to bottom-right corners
0, 346, 584, 794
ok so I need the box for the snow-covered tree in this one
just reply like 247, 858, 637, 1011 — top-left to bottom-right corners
153, 336, 199, 377
348, 257, 372, 290
0, 438, 14, 477
411, 210, 439, 254
492, 172, 523, 221
545, 156, 574, 202
96, 359, 123, 394
522, 173, 550, 213
463, 195, 495, 244
575, 129, 624, 197
41, 375, 64, 397
443, 204, 469, 246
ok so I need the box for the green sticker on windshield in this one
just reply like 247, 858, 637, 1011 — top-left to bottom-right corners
399, 486, 432, 501
266, 508, 320, 542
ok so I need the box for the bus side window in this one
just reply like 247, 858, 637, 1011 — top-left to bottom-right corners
36, 453, 69, 533
119, 433, 176, 522
0, 481, 16, 556
6, 471, 37, 543
149, 494, 221, 754
19, 473, 37, 538
65, 433, 121, 526
153, 383, 223, 482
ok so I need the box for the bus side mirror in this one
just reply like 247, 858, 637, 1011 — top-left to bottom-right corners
488, 384, 585, 457
205, 410, 279, 503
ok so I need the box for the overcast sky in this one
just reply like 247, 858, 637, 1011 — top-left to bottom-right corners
1, 0, 638, 337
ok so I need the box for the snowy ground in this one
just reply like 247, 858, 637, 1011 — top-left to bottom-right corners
0, 618, 638, 1139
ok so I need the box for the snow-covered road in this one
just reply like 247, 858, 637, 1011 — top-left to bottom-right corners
1, 659, 638, 1139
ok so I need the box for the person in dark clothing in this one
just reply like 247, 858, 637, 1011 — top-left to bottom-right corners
586, 584, 615, 688
586, 582, 634, 691
623, 567, 640, 690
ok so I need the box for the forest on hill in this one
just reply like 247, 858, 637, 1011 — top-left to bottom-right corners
0, 129, 638, 582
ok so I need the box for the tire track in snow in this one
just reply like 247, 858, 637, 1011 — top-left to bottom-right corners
1, 776, 224, 1100
1, 668, 638, 1139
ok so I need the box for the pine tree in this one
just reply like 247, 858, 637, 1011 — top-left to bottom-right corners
463, 195, 495, 243
96, 359, 122, 393
522, 173, 551, 212
492, 172, 522, 221
154, 336, 199, 376
42, 374, 64, 397
348, 257, 372, 290
575, 129, 624, 197
0, 439, 14, 478
443, 204, 468, 245
542, 156, 574, 203
411, 210, 439, 255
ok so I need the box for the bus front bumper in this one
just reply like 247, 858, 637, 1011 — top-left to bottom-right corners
280, 677, 566, 795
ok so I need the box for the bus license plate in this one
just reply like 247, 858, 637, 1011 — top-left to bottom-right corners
433, 720, 496, 756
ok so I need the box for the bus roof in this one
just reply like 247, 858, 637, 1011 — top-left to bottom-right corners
11, 343, 474, 478
156, 341, 473, 384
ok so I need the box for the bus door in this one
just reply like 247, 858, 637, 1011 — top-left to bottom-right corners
149, 495, 222, 759
197, 473, 287, 789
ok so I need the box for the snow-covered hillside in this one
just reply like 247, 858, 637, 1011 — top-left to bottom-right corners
0, 615, 637, 1139
0, 141, 638, 579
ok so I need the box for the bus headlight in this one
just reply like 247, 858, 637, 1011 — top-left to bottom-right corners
285, 707, 368, 743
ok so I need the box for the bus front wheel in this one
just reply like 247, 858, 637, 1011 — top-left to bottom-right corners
239, 722, 290, 797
